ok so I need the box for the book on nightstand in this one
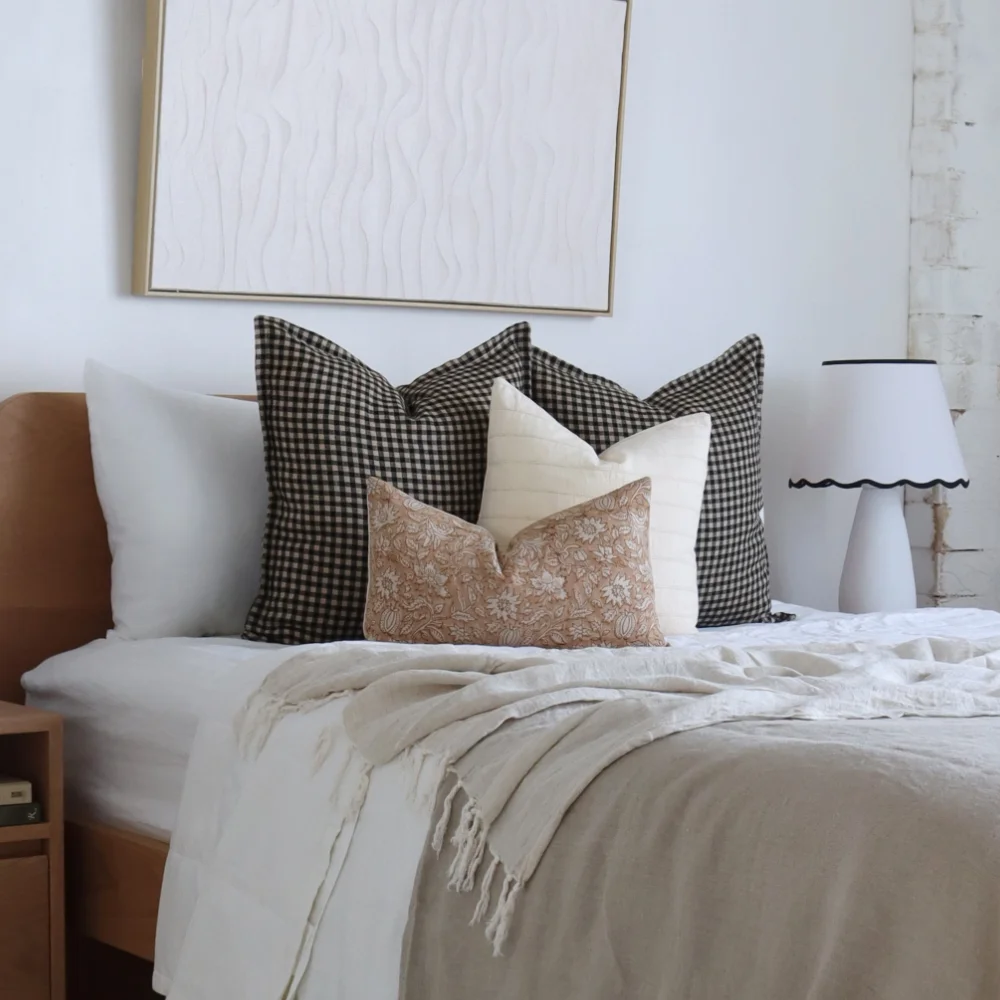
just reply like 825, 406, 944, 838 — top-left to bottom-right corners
0, 775, 32, 806
0, 802, 43, 826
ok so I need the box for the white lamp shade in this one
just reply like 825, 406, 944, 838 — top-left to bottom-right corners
790, 360, 968, 489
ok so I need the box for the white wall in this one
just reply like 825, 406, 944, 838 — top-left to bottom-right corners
0, 0, 915, 611
908, 0, 1000, 610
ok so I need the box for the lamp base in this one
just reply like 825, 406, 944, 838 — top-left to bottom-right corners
838, 486, 917, 614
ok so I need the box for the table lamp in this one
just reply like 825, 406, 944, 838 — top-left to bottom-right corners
789, 359, 968, 614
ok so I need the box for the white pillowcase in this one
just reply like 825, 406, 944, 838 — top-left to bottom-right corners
84, 361, 267, 639
478, 378, 711, 635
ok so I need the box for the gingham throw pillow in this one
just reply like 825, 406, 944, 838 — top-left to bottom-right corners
244, 317, 532, 644
530, 335, 790, 627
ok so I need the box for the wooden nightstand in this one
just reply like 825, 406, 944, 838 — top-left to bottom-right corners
0, 703, 64, 1000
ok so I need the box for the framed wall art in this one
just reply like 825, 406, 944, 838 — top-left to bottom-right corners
132, 0, 632, 315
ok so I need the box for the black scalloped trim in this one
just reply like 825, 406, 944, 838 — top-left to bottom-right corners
822, 359, 935, 366
789, 478, 970, 490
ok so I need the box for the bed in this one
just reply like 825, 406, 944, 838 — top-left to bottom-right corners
24, 613, 1000, 1000
4, 391, 1000, 1000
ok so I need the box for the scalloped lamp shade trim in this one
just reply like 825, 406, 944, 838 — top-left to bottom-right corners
789, 477, 970, 490
789, 360, 968, 490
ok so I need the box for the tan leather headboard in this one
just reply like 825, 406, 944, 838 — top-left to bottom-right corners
0, 394, 112, 702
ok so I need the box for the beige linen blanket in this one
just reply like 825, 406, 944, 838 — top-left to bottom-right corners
403, 715, 1000, 1000
239, 634, 1000, 963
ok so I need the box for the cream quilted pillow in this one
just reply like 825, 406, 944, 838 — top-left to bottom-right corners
478, 378, 711, 634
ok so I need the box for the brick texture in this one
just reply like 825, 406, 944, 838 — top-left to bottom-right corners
908, 0, 1000, 608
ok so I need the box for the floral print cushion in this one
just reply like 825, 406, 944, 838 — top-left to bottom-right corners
364, 476, 665, 649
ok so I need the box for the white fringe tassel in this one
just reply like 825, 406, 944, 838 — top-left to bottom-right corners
447, 801, 486, 892
431, 780, 461, 855
484, 873, 523, 957
431, 780, 524, 956
460, 817, 487, 892
348, 763, 373, 814
311, 724, 337, 776
235, 649, 354, 759
470, 854, 500, 926
235, 694, 286, 759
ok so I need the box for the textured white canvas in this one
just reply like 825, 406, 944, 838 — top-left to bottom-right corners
148, 0, 628, 313
478, 379, 711, 635
84, 362, 268, 639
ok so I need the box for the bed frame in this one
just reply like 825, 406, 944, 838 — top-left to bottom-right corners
0, 393, 180, 990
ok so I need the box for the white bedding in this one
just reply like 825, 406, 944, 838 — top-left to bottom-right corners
21, 604, 1000, 999
152, 603, 1000, 999
22, 634, 279, 838
18, 601, 873, 838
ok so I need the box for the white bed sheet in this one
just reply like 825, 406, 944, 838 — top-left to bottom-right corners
22, 634, 279, 839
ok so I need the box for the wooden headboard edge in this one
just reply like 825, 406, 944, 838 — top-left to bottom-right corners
0, 392, 112, 701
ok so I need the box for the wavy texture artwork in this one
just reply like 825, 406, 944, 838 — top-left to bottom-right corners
133, 0, 631, 314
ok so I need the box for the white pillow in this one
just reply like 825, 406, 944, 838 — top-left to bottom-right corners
84, 361, 267, 639
478, 378, 711, 634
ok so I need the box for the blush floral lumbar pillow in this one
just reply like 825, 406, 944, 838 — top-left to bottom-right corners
364, 476, 664, 649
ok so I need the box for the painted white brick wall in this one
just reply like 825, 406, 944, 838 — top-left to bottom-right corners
908, 0, 1000, 608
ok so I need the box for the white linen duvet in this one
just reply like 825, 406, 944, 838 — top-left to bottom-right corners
148, 604, 1000, 1000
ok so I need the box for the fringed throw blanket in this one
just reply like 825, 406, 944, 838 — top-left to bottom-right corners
233, 634, 1000, 968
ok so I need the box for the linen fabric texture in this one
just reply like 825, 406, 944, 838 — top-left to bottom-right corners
478, 378, 710, 635
364, 477, 664, 649
530, 335, 788, 626
84, 361, 267, 639
403, 715, 1000, 1000
244, 317, 532, 645
228, 630, 1000, 981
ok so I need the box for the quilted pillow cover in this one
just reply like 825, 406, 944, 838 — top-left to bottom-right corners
244, 317, 532, 644
364, 477, 664, 649
530, 336, 788, 627
478, 378, 710, 635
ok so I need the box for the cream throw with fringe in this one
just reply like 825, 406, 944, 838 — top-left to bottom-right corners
238, 634, 1000, 956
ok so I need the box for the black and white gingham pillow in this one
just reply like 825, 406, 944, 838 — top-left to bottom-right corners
530, 335, 790, 628
244, 317, 532, 644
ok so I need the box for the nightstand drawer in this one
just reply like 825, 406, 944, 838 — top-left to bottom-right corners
0, 855, 49, 999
